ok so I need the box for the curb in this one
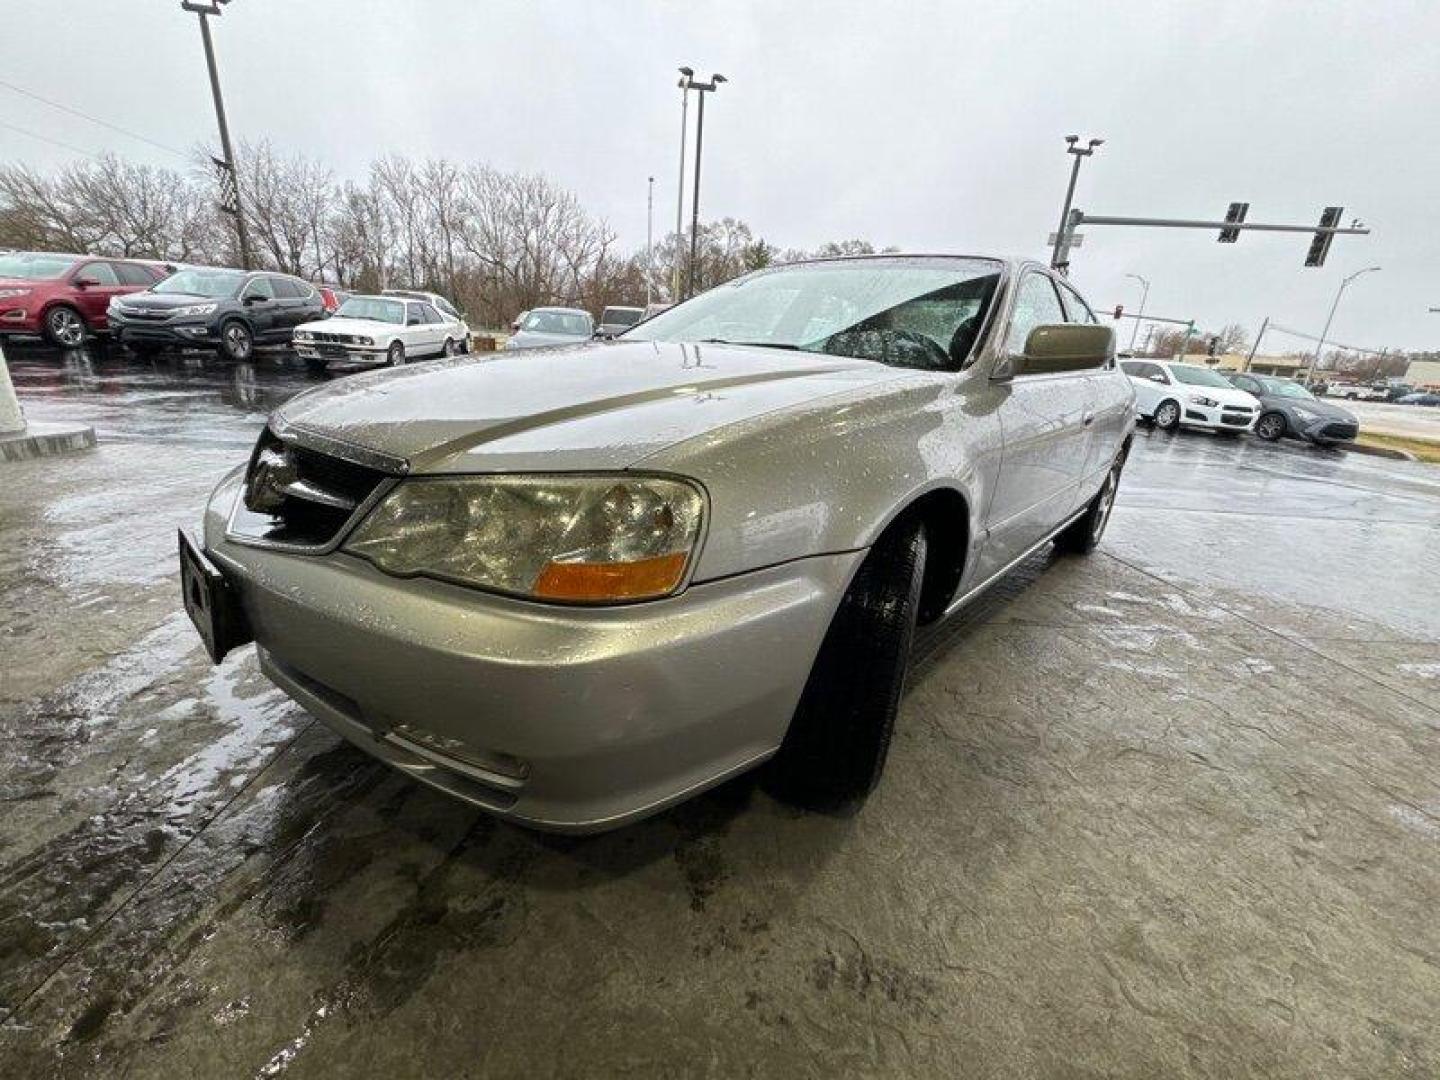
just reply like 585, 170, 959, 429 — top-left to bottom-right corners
0, 421, 98, 462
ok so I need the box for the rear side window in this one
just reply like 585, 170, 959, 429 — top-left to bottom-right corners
243, 276, 276, 300
418, 303, 442, 324
77, 262, 121, 286
114, 262, 155, 286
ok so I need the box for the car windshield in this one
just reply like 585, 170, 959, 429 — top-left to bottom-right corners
522, 310, 591, 335
0, 253, 77, 280
337, 297, 404, 323
1258, 377, 1314, 400
1170, 364, 1234, 388
601, 307, 643, 327
626, 258, 1004, 370
153, 268, 245, 298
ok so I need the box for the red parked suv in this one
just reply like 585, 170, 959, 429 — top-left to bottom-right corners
0, 251, 170, 348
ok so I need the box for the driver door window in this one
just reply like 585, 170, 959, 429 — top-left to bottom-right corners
1006, 273, 1067, 358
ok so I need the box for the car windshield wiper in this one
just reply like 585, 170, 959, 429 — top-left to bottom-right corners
695, 338, 803, 351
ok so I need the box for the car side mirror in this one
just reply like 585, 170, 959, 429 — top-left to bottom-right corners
1149, 373, 1167, 384
243, 294, 262, 305
1003, 324, 1114, 378
73, 276, 100, 288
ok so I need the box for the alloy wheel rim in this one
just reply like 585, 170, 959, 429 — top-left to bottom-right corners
52, 309, 83, 346
226, 326, 250, 358
1092, 470, 1117, 542
1260, 416, 1282, 438
390, 345, 404, 365
1158, 403, 1178, 427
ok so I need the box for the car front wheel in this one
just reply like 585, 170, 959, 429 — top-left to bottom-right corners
44, 305, 87, 348
387, 341, 406, 366
1056, 453, 1124, 555
767, 520, 927, 810
219, 320, 253, 362
1255, 412, 1287, 441
1154, 399, 1181, 430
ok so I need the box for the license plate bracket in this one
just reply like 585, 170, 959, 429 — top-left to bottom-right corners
178, 528, 252, 664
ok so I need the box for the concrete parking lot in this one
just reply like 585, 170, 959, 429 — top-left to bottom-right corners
3, 345, 1439, 1078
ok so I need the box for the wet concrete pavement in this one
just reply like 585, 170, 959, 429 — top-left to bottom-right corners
2, 345, 1439, 1078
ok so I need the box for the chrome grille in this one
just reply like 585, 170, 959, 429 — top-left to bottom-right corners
229, 426, 394, 550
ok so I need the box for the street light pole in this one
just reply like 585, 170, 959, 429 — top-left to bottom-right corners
645, 175, 655, 308
183, 0, 251, 270
1050, 135, 1102, 271
1124, 273, 1149, 351
685, 73, 726, 299
1305, 266, 1381, 386
672, 69, 692, 301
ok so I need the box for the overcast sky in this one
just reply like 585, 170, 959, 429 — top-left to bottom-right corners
6, 0, 1438, 352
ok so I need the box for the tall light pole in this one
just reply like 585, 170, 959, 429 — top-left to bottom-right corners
1305, 266, 1381, 386
1124, 273, 1149, 351
671, 68, 692, 301
645, 176, 655, 307
685, 72, 726, 299
181, 0, 251, 270
1050, 135, 1102, 271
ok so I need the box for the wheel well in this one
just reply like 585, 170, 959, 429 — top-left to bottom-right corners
884, 488, 970, 625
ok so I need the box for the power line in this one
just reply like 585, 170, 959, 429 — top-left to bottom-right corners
0, 77, 192, 160
0, 119, 103, 160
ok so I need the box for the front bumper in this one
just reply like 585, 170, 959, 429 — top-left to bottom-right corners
110, 313, 220, 348
1299, 416, 1358, 443
294, 342, 387, 365
201, 469, 858, 832
0, 305, 39, 333
1180, 402, 1256, 431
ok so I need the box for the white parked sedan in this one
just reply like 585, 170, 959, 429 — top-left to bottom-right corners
1121, 359, 1261, 433
293, 294, 467, 370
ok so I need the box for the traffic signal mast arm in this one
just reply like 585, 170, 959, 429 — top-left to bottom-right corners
1071, 212, 1369, 237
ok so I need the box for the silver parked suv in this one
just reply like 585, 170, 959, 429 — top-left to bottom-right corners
180, 255, 1135, 831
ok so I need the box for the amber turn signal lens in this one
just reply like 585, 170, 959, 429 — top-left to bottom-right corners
533, 551, 689, 601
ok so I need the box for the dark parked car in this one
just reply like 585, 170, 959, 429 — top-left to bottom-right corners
108, 267, 326, 361
0, 251, 167, 347
1225, 372, 1359, 445
1397, 392, 1440, 407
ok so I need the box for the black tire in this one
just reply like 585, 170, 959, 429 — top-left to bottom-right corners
219, 319, 253, 362
387, 341, 406, 366
458, 335, 470, 354
1153, 398, 1181, 431
767, 521, 927, 810
43, 305, 87, 348
1255, 411, 1287, 441
1056, 453, 1124, 555
304, 357, 328, 375
441, 337, 458, 357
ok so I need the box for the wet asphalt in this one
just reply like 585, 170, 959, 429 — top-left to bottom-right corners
2, 343, 1439, 1078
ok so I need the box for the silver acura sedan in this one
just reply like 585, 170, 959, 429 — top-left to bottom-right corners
180, 255, 1135, 832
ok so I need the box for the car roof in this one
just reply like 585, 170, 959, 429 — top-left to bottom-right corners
531, 306, 590, 315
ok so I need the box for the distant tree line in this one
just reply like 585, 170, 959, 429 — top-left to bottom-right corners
0, 144, 891, 329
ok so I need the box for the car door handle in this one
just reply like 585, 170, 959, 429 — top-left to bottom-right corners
1082, 411, 1096, 426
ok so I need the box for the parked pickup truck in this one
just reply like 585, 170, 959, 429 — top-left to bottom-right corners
1324, 382, 1389, 402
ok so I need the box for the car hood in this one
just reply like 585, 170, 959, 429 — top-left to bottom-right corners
275, 339, 905, 472
297, 316, 397, 336
506, 329, 591, 350
1186, 384, 1259, 408
118, 291, 228, 311
1271, 394, 1354, 420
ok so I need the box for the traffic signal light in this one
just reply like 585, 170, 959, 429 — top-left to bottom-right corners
1113, 304, 1124, 320
1218, 202, 1249, 242
1207, 336, 1219, 357
1305, 206, 1344, 267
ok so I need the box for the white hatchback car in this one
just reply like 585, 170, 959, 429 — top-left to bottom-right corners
1120, 359, 1261, 433
294, 294, 467, 370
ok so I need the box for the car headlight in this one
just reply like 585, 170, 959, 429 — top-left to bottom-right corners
294, 330, 312, 341
0, 288, 31, 300
172, 302, 218, 318
1292, 406, 1319, 422
343, 475, 706, 603
353, 336, 373, 346
1188, 395, 1220, 408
